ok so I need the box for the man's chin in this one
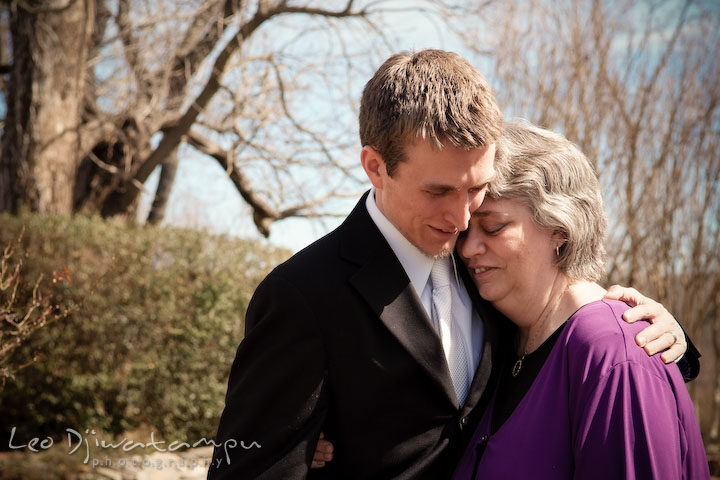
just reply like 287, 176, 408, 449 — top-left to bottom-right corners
429, 248, 454, 260
407, 234, 457, 259
422, 243, 455, 260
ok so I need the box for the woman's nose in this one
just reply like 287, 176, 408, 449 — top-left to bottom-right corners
445, 197, 473, 232
459, 227, 486, 258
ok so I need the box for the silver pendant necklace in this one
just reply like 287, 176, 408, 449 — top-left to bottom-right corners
511, 353, 526, 377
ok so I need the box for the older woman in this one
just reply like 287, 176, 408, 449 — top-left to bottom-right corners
452, 120, 709, 479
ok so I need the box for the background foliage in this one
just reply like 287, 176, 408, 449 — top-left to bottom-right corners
0, 213, 289, 442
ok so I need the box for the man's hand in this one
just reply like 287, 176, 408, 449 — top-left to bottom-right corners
604, 285, 686, 363
311, 433, 334, 469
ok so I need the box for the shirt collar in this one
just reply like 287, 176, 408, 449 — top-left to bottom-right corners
365, 188, 435, 299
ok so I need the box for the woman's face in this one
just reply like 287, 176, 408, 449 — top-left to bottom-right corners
458, 197, 562, 314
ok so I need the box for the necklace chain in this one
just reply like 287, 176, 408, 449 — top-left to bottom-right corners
511, 280, 567, 378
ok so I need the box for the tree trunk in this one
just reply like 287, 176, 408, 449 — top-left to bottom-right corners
0, 0, 95, 214
146, 149, 179, 225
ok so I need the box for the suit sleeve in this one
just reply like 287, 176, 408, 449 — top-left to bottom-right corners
208, 272, 328, 479
572, 361, 684, 480
678, 332, 701, 382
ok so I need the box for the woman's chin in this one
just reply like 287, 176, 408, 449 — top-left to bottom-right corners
477, 286, 500, 303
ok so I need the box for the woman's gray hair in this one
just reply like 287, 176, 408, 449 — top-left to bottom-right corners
491, 119, 607, 281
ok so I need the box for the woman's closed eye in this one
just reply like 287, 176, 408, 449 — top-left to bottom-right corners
482, 223, 506, 235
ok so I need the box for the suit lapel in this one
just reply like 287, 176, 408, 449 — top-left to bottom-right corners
340, 193, 458, 407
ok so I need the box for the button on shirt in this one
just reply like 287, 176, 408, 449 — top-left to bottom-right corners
365, 189, 483, 397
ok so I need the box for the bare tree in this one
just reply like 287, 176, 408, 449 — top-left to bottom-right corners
0, 0, 434, 236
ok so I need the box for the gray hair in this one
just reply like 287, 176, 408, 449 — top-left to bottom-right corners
359, 49, 503, 176
491, 120, 607, 281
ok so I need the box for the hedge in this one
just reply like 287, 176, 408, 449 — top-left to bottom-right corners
0, 213, 290, 444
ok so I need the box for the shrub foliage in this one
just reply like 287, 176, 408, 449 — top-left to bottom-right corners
0, 213, 289, 444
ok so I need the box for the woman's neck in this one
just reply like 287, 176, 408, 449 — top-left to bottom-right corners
514, 278, 606, 355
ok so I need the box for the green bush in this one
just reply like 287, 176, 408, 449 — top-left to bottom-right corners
0, 213, 289, 444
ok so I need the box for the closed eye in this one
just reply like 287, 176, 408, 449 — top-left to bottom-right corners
482, 223, 506, 235
425, 189, 451, 197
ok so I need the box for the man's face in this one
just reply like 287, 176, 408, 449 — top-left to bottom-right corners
369, 139, 496, 258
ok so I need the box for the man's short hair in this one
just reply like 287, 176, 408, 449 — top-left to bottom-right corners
491, 119, 607, 281
359, 49, 503, 176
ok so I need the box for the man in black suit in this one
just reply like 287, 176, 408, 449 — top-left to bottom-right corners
208, 49, 696, 479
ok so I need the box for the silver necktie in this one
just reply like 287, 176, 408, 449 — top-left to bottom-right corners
431, 258, 470, 405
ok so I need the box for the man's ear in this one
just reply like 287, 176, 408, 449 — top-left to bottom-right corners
361, 145, 387, 189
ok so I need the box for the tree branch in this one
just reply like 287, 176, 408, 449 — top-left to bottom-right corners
269, 58, 360, 182
165, 0, 235, 105
186, 129, 278, 236
108, 1, 369, 215
116, 0, 153, 100
186, 129, 349, 236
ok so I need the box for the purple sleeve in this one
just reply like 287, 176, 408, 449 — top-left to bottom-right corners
572, 361, 683, 480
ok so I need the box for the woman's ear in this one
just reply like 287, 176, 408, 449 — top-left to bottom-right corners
552, 231, 568, 250
361, 145, 387, 189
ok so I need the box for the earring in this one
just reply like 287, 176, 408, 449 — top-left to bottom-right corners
556, 238, 568, 258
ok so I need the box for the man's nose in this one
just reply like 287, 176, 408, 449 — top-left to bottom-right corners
445, 196, 473, 231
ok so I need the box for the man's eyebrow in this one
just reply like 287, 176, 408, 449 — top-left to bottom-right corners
424, 178, 493, 191
470, 174, 494, 192
423, 183, 458, 192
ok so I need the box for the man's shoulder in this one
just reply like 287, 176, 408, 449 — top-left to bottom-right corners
273, 196, 387, 277
247, 228, 350, 315
270, 224, 345, 278
271, 210, 380, 277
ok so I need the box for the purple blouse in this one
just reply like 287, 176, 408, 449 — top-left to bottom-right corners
452, 300, 710, 480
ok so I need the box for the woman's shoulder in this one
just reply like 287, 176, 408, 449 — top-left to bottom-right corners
562, 299, 664, 376
566, 299, 640, 340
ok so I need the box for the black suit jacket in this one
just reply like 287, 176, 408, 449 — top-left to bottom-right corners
208, 192, 510, 479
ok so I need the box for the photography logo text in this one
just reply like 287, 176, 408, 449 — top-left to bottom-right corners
7, 427, 260, 467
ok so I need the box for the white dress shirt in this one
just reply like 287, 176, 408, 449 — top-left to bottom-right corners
365, 189, 484, 389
